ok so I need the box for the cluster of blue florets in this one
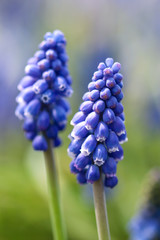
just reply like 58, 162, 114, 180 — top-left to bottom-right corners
68, 58, 127, 188
15, 30, 72, 151
129, 169, 160, 240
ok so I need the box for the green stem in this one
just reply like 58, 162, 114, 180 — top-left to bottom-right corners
93, 174, 111, 240
43, 138, 67, 240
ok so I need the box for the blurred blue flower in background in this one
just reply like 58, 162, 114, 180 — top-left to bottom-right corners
129, 169, 160, 240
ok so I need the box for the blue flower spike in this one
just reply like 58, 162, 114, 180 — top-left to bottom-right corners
68, 58, 127, 188
15, 30, 73, 151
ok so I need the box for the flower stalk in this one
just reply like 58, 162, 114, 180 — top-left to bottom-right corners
93, 174, 111, 240
43, 138, 67, 240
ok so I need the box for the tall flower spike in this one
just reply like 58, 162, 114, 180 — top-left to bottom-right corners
15, 30, 73, 151
129, 169, 160, 240
68, 58, 127, 188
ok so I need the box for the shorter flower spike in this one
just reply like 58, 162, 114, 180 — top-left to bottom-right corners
68, 57, 127, 188
16, 30, 73, 150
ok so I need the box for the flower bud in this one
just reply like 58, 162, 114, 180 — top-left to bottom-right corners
46, 49, 57, 61
70, 160, 80, 174
93, 70, 103, 80
113, 103, 124, 116
46, 125, 58, 139
93, 100, 105, 114
53, 77, 67, 92
88, 82, 95, 91
80, 101, 94, 114
105, 58, 114, 67
37, 111, 50, 131
18, 76, 37, 90
109, 145, 124, 161
104, 176, 118, 188
52, 106, 67, 126
32, 135, 48, 151
94, 121, 109, 142
77, 171, 87, 184
71, 111, 86, 126
51, 59, 62, 71
105, 130, 119, 153
25, 64, 41, 78
81, 134, 97, 156
24, 99, 41, 118
109, 117, 126, 136
100, 88, 111, 100
41, 89, 56, 104
106, 78, 116, 88
97, 62, 106, 70
87, 165, 100, 183
42, 69, 56, 82
118, 131, 128, 144
93, 144, 108, 166
103, 108, 115, 124
33, 79, 48, 94
68, 138, 84, 158
106, 96, 117, 108
95, 79, 105, 90
85, 112, 100, 130
23, 118, 36, 132
102, 157, 117, 175
74, 153, 92, 171
34, 50, 45, 61
111, 84, 121, 96
114, 73, 123, 84
89, 90, 100, 102
71, 121, 89, 139
112, 62, 121, 74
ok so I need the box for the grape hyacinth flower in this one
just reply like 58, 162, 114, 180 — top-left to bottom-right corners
68, 58, 127, 240
15, 30, 72, 151
15, 30, 72, 240
68, 58, 127, 188
129, 169, 160, 240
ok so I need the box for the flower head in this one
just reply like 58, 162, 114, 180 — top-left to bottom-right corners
68, 58, 127, 188
129, 169, 160, 240
15, 30, 72, 151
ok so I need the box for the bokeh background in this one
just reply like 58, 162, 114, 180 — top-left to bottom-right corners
0, 0, 160, 239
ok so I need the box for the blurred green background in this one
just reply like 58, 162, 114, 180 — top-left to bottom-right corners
1, 0, 160, 239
